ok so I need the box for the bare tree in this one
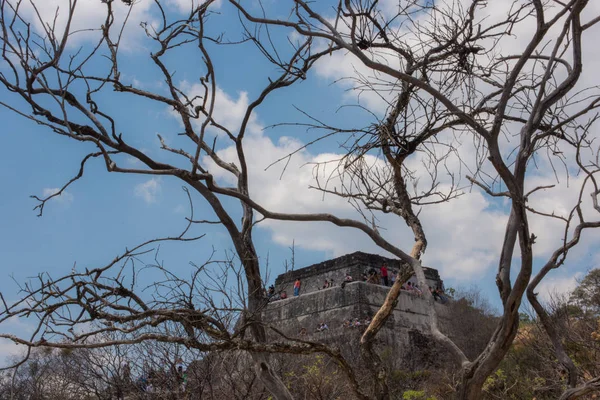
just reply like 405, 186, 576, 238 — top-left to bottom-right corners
1, 0, 600, 400
229, 0, 600, 398
0, 0, 343, 399
0, 346, 110, 400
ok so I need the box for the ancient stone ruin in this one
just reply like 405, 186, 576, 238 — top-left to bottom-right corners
263, 252, 448, 367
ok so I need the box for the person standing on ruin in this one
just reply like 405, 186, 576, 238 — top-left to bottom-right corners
380, 263, 389, 286
294, 278, 301, 296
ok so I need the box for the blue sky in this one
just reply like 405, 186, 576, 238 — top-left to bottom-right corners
1, 0, 599, 360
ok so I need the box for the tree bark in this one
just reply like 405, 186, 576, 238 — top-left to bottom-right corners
250, 352, 294, 400
242, 234, 295, 400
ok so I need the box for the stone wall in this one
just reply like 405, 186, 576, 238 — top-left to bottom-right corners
265, 281, 444, 332
264, 281, 447, 364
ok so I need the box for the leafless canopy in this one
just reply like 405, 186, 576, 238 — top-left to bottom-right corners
1, 0, 600, 399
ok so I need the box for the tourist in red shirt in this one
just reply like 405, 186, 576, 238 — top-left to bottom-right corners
380, 264, 389, 286
294, 279, 301, 296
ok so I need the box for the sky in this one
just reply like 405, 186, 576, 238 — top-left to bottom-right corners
0, 0, 599, 361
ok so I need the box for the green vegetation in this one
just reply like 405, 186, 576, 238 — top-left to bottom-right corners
402, 389, 437, 400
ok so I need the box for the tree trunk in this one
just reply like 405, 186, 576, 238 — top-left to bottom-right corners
457, 316, 519, 399
359, 340, 389, 400
360, 267, 413, 399
243, 241, 295, 400
188, 181, 295, 400
250, 352, 294, 400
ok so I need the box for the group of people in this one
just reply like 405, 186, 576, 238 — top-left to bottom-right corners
402, 281, 423, 294
265, 265, 449, 304
316, 322, 330, 332
362, 264, 450, 303
431, 287, 449, 303
265, 285, 289, 302
342, 317, 372, 329
308, 316, 374, 335
297, 316, 373, 338
400, 281, 449, 303
362, 263, 396, 286
298, 322, 330, 336
321, 278, 335, 289
321, 272, 355, 289
263, 278, 301, 302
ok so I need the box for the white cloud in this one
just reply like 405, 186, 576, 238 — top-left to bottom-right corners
525, 173, 599, 258
125, 156, 143, 166
0, 338, 22, 365
167, 0, 223, 14
202, 44, 600, 280
125, 148, 152, 167
0, 316, 35, 366
42, 188, 74, 205
593, 252, 600, 267
535, 273, 582, 303
205, 126, 508, 278
127, 76, 164, 91
134, 178, 161, 204
303, 2, 600, 273
14, 0, 156, 49
177, 2, 600, 284
175, 82, 263, 136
